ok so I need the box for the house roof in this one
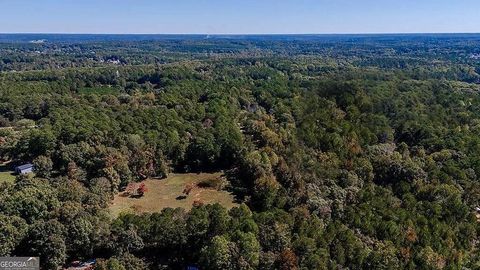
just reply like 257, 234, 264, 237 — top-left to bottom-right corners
16, 163, 34, 170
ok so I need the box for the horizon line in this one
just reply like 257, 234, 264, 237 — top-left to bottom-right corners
1, 32, 480, 36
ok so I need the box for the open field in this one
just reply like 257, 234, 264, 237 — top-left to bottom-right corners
109, 172, 239, 217
0, 163, 16, 184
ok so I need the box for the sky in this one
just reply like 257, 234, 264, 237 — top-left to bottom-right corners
0, 0, 479, 34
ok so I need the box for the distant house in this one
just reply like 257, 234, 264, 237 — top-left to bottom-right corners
470, 53, 480, 60
15, 163, 34, 174
202, 118, 214, 129
246, 103, 259, 113
65, 259, 96, 270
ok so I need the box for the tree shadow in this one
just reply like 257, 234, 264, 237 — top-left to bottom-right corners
223, 168, 248, 204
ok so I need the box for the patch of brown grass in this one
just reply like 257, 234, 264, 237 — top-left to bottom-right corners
109, 172, 238, 217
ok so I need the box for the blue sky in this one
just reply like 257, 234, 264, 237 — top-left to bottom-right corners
0, 0, 479, 34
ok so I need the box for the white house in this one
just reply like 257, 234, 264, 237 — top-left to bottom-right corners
15, 163, 34, 174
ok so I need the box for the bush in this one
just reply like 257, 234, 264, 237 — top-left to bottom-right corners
197, 177, 224, 190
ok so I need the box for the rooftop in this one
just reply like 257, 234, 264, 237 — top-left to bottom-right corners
16, 163, 34, 170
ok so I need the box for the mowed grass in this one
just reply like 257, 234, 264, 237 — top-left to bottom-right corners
110, 172, 238, 217
0, 164, 16, 184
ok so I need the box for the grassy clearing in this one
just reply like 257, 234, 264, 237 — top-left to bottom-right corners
110, 172, 239, 217
0, 163, 16, 184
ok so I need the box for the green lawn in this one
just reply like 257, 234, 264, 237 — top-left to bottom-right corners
0, 164, 16, 184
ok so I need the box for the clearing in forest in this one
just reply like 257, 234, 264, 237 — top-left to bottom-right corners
109, 172, 239, 217
0, 162, 16, 184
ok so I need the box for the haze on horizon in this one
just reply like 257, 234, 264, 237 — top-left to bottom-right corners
0, 0, 479, 34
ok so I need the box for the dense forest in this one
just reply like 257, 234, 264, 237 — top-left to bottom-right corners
1, 34, 480, 269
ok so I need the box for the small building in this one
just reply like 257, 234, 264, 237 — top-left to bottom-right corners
202, 118, 214, 129
15, 163, 34, 174
64, 259, 96, 270
246, 103, 259, 113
